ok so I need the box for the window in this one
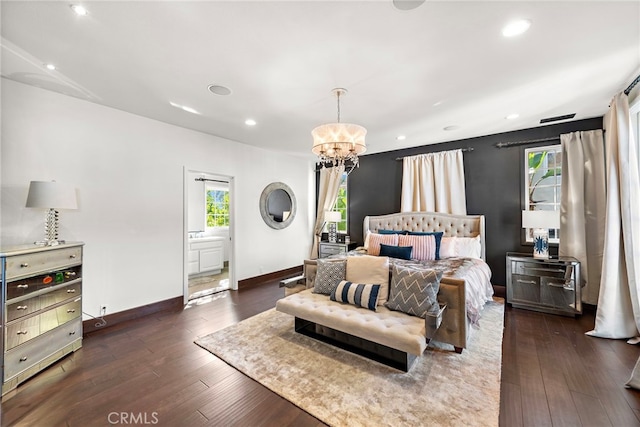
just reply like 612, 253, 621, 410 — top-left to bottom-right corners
323, 172, 348, 234
524, 145, 562, 243
206, 185, 230, 228
333, 172, 348, 233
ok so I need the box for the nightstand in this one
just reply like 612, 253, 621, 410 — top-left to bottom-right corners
506, 252, 581, 316
318, 241, 358, 258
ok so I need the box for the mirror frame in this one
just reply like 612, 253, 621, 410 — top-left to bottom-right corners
259, 182, 297, 229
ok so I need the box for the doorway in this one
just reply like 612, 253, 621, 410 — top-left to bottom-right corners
184, 168, 235, 303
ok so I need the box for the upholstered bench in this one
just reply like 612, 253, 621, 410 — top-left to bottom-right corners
276, 288, 445, 371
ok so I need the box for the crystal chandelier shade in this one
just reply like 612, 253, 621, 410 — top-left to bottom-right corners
312, 88, 367, 171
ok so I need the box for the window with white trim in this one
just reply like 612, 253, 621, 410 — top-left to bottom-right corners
205, 183, 230, 228
524, 145, 562, 243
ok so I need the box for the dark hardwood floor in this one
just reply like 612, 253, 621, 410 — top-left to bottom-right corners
2, 281, 640, 426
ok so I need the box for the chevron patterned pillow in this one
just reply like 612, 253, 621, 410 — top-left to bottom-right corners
385, 264, 442, 318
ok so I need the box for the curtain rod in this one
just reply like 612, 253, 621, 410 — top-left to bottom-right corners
395, 147, 473, 161
624, 74, 640, 96
195, 177, 228, 183
495, 136, 560, 148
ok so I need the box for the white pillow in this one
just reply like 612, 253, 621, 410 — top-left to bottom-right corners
454, 235, 482, 259
440, 237, 457, 258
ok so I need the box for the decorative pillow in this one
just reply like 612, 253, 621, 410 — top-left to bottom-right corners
379, 244, 413, 260
313, 259, 346, 295
455, 235, 482, 259
385, 264, 442, 318
330, 281, 381, 311
439, 236, 457, 258
398, 234, 437, 261
407, 231, 444, 260
367, 233, 399, 256
378, 229, 408, 235
346, 255, 390, 305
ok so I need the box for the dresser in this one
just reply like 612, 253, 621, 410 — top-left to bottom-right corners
506, 252, 581, 316
318, 241, 358, 258
1, 242, 84, 396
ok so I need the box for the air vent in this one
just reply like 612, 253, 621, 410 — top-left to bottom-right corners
540, 113, 576, 124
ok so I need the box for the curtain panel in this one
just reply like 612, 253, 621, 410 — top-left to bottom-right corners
400, 149, 467, 214
588, 93, 640, 339
310, 165, 345, 259
559, 130, 606, 305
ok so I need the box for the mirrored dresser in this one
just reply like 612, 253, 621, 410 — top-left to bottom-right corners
1, 242, 84, 396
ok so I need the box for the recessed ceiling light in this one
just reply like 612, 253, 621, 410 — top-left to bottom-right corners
396, 135, 407, 141
208, 84, 232, 96
45, 64, 57, 71
444, 125, 460, 131
245, 119, 257, 126
169, 102, 200, 115
392, 0, 426, 11
506, 113, 520, 120
502, 19, 531, 37
70, 4, 88, 16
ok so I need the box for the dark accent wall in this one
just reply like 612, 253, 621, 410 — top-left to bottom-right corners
348, 117, 603, 288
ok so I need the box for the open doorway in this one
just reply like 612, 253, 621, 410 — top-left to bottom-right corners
184, 169, 235, 303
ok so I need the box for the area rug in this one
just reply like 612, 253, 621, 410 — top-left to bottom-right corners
195, 298, 504, 427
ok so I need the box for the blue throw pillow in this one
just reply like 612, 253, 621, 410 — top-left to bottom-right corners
407, 231, 444, 260
378, 229, 408, 235
379, 244, 413, 260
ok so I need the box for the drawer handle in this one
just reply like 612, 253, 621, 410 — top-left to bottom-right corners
69, 331, 76, 336
20, 263, 29, 268
67, 309, 76, 313
69, 254, 77, 259
16, 331, 28, 335
16, 284, 29, 289
19, 357, 28, 362
66, 289, 76, 294
16, 305, 28, 311
516, 279, 537, 285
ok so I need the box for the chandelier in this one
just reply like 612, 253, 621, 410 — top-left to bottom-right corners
312, 88, 367, 173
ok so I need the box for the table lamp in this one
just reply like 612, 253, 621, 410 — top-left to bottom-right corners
521, 210, 560, 259
325, 211, 342, 243
26, 180, 78, 246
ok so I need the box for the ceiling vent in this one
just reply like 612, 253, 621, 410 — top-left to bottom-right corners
540, 113, 576, 124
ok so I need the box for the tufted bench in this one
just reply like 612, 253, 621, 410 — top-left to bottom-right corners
276, 288, 446, 371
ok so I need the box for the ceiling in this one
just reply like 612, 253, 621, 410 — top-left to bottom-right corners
2, 1, 639, 160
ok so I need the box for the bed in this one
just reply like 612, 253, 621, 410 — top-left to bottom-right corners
296, 211, 494, 353
362, 211, 494, 326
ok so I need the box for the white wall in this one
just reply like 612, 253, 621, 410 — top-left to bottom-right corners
1, 78, 314, 317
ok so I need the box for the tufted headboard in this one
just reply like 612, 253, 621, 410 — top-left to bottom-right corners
363, 211, 486, 260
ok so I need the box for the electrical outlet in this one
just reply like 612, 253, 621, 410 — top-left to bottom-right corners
100, 305, 107, 316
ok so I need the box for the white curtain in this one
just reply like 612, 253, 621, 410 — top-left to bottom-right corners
559, 130, 606, 305
310, 165, 345, 259
587, 93, 640, 339
400, 149, 467, 214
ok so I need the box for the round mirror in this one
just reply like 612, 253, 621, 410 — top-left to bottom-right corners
259, 182, 296, 229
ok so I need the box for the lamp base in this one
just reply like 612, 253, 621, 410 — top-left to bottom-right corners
328, 222, 338, 243
532, 228, 549, 259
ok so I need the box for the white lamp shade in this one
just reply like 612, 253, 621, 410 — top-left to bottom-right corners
521, 210, 559, 229
311, 123, 367, 156
324, 211, 342, 222
26, 181, 78, 209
